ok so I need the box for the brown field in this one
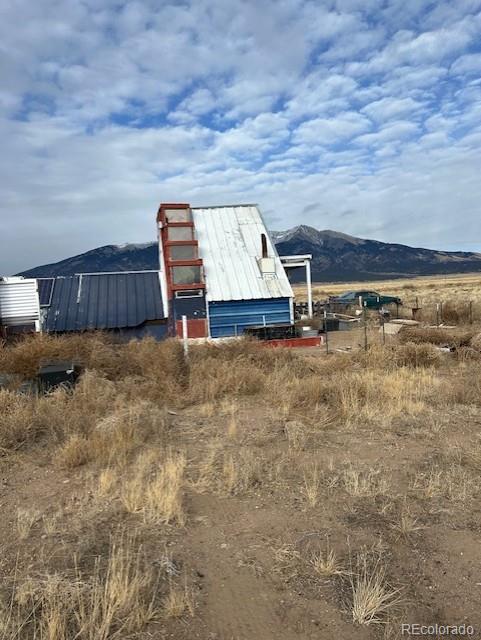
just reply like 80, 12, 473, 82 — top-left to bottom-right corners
294, 272, 481, 324
294, 272, 481, 304
1, 308, 481, 638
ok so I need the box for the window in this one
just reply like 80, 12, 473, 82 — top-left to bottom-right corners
175, 289, 203, 299
167, 226, 193, 241
171, 265, 202, 285
169, 245, 197, 261
164, 208, 191, 223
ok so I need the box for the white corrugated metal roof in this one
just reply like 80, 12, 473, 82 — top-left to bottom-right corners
192, 205, 293, 302
0, 277, 40, 325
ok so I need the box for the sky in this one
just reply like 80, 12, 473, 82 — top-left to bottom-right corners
1, 0, 481, 274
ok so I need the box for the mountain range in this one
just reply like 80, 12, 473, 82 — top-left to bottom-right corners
19, 226, 481, 282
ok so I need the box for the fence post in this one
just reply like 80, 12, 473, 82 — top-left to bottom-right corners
436, 303, 440, 327
363, 302, 368, 351
181, 315, 189, 359
381, 312, 386, 345
469, 301, 473, 325
324, 308, 329, 354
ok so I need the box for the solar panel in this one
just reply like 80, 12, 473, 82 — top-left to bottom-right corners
37, 278, 55, 307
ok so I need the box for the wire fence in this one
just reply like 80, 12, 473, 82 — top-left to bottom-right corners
295, 298, 481, 354
295, 299, 481, 326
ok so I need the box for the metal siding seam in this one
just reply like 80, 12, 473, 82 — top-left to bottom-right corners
74, 276, 83, 330
139, 273, 148, 326
145, 273, 157, 321
117, 274, 127, 327
128, 274, 137, 327
100, 275, 109, 328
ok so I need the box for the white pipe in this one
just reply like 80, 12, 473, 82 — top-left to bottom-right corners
306, 259, 313, 318
182, 315, 189, 358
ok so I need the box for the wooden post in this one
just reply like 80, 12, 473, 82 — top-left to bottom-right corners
469, 301, 473, 325
436, 303, 440, 327
324, 308, 329, 354
363, 303, 368, 351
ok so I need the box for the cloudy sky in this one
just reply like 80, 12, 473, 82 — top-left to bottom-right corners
1, 0, 481, 273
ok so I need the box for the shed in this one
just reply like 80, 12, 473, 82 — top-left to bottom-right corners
40, 271, 167, 340
192, 205, 294, 337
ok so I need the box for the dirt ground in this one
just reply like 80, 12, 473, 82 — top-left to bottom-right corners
2, 331, 481, 639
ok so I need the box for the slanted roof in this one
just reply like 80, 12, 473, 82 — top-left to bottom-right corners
192, 205, 293, 302
43, 271, 165, 332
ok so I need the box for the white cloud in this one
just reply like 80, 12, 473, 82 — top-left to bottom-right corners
293, 112, 371, 145
361, 96, 425, 122
451, 52, 481, 75
354, 120, 419, 146
1, 0, 481, 273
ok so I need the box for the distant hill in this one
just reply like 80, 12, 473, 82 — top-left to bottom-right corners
20, 243, 159, 278
273, 226, 481, 281
19, 226, 481, 282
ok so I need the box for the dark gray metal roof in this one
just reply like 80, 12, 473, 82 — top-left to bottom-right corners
43, 271, 166, 332
37, 278, 55, 307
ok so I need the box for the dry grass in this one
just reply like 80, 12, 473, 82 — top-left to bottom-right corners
120, 450, 186, 525
162, 582, 195, 619
410, 464, 476, 502
0, 332, 460, 457
2, 330, 481, 637
302, 463, 320, 507
341, 466, 391, 498
16, 508, 40, 540
293, 273, 481, 319
310, 543, 345, 577
1, 531, 159, 640
284, 420, 308, 450
349, 553, 402, 625
193, 443, 261, 496
399, 327, 474, 348
391, 509, 423, 538
42, 510, 63, 536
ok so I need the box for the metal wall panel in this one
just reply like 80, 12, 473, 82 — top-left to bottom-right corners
43, 272, 166, 332
172, 292, 207, 321
0, 278, 40, 326
208, 297, 291, 338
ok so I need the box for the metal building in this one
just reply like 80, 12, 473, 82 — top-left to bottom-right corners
157, 203, 294, 338
0, 276, 41, 334
40, 271, 167, 340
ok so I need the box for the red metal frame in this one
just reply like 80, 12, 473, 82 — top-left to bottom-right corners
262, 336, 322, 348
158, 203, 208, 337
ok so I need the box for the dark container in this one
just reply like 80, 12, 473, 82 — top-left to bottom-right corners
244, 324, 300, 340
319, 318, 340, 332
38, 362, 82, 393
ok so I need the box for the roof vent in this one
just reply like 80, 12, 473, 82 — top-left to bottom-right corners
258, 233, 276, 276
258, 257, 276, 276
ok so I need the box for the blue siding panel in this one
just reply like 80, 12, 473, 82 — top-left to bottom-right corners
209, 298, 291, 338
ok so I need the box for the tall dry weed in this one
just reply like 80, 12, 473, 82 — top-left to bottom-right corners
0, 531, 159, 640
120, 450, 186, 525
